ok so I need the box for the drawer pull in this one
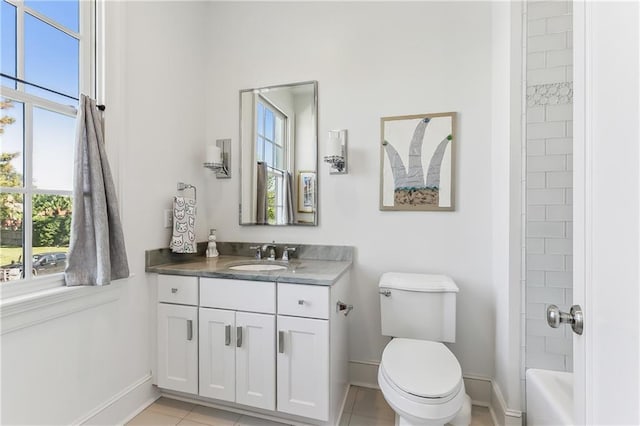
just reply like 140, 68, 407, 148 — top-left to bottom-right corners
171, 288, 178, 293
187, 320, 193, 341
298, 299, 305, 305
278, 330, 285, 353
236, 326, 243, 348
225, 324, 231, 346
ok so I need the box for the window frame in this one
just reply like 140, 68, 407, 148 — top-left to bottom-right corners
254, 96, 289, 224
1, 0, 96, 299
256, 95, 287, 170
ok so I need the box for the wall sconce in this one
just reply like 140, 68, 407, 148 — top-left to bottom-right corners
324, 129, 348, 174
204, 138, 231, 178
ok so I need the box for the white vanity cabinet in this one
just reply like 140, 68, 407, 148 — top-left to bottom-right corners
156, 275, 199, 394
276, 282, 331, 420
155, 271, 349, 426
277, 315, 329, 420
199, 278, 276, 411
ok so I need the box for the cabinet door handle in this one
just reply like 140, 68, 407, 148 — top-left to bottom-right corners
187, 320, 193, 341
278, 330, 285, 353
171, 288, 178, 293
225, 324, 231, 346
236, 326, 243, 347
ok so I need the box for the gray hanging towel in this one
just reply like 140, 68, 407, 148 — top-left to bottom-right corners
169, 196, 197, 253
256, 161, 268, 224
65, 94, 129, 286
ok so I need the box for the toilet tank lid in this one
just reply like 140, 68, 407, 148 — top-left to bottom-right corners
379, 272, 459, 292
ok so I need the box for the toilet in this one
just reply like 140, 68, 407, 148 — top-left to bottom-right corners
378, 272, 471, 426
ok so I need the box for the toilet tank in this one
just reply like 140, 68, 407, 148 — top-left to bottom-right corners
379, 272, 458, 343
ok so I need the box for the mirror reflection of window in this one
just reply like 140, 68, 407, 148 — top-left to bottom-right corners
256, 98, 287, 224
256, 98, 286, 169
239, 81, 317, 226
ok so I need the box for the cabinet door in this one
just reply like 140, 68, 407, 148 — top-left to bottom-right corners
235, 312, 276, 410
199, 308, 235, 401
277, 316, 329, 421
157, 303, 198, 394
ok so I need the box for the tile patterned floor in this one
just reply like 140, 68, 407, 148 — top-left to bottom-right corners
127, 386, 494, 426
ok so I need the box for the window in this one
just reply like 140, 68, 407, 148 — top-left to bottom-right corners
0, 0, 94, 291
256, 97, 287, 224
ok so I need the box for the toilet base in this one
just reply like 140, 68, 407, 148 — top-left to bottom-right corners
394, 394, 472, 426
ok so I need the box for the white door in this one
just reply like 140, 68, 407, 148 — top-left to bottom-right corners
235, 311, 276, 410
199, 308, 235, 401
157, 303, 198, 394
573, 2, 640, 424
276, 315, 329, 421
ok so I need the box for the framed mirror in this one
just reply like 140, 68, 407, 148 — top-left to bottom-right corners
239, 81, 318, 226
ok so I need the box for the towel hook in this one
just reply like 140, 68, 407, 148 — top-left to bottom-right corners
177, 182, 196, 201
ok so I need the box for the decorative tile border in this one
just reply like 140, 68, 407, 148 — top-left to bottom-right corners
526, 82, 573, 107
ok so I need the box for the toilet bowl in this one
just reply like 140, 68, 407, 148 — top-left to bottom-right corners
377, 273, 470, 426
378, 338, 471, 426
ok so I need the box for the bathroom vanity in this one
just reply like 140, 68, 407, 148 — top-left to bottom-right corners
146, 244, 352, 426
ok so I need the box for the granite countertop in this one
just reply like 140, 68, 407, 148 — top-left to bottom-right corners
146, 255, 352, 286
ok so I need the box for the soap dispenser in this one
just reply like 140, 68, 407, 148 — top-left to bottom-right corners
206, 228, 219, 258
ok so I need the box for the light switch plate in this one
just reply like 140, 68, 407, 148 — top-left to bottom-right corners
163, 210, 173, 228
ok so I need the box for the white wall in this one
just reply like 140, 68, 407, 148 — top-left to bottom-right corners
204, 2, 496, 380
0, 2, 209, 424
491, 1, 524, 417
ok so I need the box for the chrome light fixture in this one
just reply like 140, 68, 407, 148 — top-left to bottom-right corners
204, 138, 231, 178
324, 129, 347, 174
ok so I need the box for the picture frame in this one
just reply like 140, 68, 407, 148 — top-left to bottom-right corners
298, 171, 316, 213
380, 112, 456, 211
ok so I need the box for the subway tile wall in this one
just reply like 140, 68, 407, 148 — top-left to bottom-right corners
525, 0, 573, 374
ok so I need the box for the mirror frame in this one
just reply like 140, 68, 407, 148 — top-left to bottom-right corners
238, 80, 319, 226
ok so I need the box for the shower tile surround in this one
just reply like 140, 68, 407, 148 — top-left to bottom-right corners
524, 0, 574, 385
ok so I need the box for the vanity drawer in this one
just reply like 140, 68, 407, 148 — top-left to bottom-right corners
200, 278, 276, 314
158, 275, 199, 305
278, 283, 329, 319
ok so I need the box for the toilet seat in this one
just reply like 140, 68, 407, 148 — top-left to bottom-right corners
380, 338, 463, 400
378, 338, 467, 425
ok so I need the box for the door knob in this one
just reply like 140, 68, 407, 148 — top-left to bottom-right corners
547, 304, 583, 335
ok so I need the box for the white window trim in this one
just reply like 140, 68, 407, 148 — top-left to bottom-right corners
256, 95, 288, 169
0, 279, 124, 335
1, 0, 95, 297
0, 0, 122, 332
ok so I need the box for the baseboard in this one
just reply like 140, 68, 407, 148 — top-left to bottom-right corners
490, 380, 523, 426
349, 360, 380, 389
348, 360, 493, 407
462, 374, 493, 407
73, 373, 159, 425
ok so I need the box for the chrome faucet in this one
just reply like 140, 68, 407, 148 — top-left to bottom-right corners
249, 245, 262, 260
282, 246, 296, 262
262, 242, 277, 261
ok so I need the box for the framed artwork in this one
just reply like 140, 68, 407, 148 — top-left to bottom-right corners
380, 112, 456, 211
298, 171, 316, 213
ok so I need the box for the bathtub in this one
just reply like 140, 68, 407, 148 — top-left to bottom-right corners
526, 369, 574, 426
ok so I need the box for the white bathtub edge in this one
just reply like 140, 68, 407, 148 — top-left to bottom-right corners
525, 369, 574, 426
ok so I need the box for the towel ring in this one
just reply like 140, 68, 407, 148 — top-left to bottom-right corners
177, 182, 196, 201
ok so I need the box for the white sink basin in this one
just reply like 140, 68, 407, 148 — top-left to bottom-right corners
229, 263, 288, 272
